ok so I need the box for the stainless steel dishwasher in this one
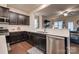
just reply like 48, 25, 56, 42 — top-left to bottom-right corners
46, 35, 65, 54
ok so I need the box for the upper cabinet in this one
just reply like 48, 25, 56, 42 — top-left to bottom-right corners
9, 11, 30, 25
9, 11, 18, 25
23, 16, 29, 25
18, 14, 25, 25
18, 14, 30, 25
0, 6, 30, 25
0, 6, 9, 18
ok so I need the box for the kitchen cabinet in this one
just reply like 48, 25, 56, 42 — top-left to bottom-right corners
0, 7, 3, 17
33, 33, 46, 53
26, 32, 35, 46
6, 31, 46, 53
9, 11, 18, 25
9, 11, 30, 25
23, 16, 29, 25
0, 6, 29, 25
17, 14, 24, 25
2, 7, 9, 18
18, 14, 29, 25
26, 32, 46, 53
0, 6, 9, 18
0, 6, 9, 23
6, 32, 27, 45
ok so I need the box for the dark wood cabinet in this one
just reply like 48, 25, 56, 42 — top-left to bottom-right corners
23, 16, 29, 25
33, 33, 46, 53
17, 14, 24, 25
9, 11, 30, 25
0, 6, 29, 25
0, 7, 3, 17
9, 11, 18, 25
6, 31, 46, 53
26, 32, 35, 46
3, 7, 9, 18
0, 6, 9, 18
26, 32, 46, 53
6, 32, 27, 45
0, 6, 9, 23
18, 14, 29, 25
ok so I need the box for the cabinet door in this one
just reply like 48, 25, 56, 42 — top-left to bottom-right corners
35, 37, 46, 53
18, 14, 25, 25
40, 37, 46, 52
3, 8, 9, 18
33, 34, 46, 53
0, 7, 3, 17
28, 33, 35, 45
23, 16, 29, 25
0, 7, 9, 18
9, 11, 18, 25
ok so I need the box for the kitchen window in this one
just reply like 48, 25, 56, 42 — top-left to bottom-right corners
67, 21, 74, 31
54, 21, 63, 29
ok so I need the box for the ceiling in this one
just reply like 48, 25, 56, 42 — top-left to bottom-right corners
36, 4, 79, 16
7, 4, 79, 17
7, 4, 42, 13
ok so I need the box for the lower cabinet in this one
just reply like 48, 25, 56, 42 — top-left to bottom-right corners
26, 32, 35, 46
6, 32, 27, 45
26, 32, 46, 53
6, 31, 46, 53
34, 34, 46, 53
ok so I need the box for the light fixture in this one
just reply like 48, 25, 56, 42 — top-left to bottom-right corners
63, 11, 68, 16
58, 11, 68, 16
63, 12, 68, 16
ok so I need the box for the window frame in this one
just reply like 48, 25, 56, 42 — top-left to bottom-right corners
54, 20, 63, 29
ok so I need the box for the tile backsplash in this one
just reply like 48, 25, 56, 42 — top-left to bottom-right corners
7, 25, 30, 32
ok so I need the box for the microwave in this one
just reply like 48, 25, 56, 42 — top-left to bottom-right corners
0, 17, 9, 23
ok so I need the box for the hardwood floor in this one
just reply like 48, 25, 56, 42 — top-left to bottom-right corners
9, 41, 79, 54
70, 43, 79, 54
9, 41, 33, 54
